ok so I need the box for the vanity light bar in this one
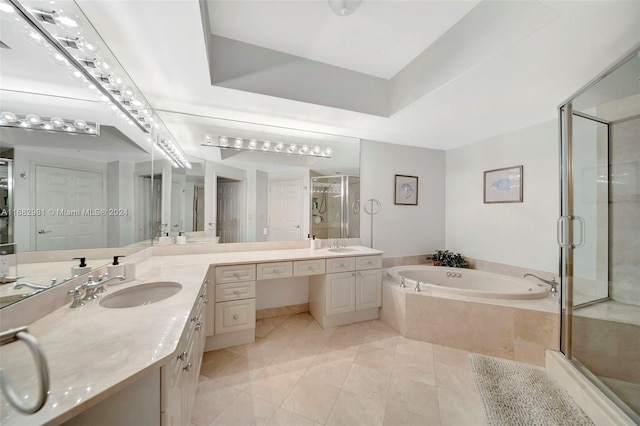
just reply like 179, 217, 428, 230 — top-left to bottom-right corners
6, 0, 151, 135
201, 134, 333, 158
0, 112, 99, 135
156, 139, 191, 169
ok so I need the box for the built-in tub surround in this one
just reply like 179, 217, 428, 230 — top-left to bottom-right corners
381, 268, 560, 366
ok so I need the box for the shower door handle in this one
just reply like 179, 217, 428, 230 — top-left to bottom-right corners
557, 215, 585, 249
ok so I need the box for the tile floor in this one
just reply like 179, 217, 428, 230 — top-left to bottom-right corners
192, 313, 488, 426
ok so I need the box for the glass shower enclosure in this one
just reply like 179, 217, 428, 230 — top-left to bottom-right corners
559, 44, 639, 421
311, 175, 360, 239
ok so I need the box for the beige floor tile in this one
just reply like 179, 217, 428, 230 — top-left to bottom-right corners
326, 389, 386, 426
437, 380, 486, 426
281, 376, 342, 424
270, 353, 317, 372
211, 392, 279, 426
392, 353, 436, 386
383, 401, 440, 426
245, 365, 304, 406
213, 356, 267, 390
342, 363, 391, 403
353, 346, 395, 378
191, 378, 241, 426
242, 337, 291, 365
432, 344, 471, 369
200, 350, 240, 379
303, 358, 353, 387
267, 408, 320, 426
387, 375, 440, 419
396, 337, 435, 360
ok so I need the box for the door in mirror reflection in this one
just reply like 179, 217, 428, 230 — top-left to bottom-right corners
269, 179, 302, 241
217, 177, 243, 243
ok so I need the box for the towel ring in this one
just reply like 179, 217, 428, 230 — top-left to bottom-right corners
0, 326, 50, 414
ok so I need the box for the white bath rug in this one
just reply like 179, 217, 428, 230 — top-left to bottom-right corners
469, 354, 594, 426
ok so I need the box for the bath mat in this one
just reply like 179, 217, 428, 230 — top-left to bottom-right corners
469, 354, 594, 426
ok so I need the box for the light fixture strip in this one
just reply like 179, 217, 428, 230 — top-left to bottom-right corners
0, 113, 100, 135
156, 139, 191, 169
202, 135, 333, 158
7, 0, 149, 134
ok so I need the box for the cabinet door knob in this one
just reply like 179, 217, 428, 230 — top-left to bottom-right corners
177, 351, 187, 361
233, 290, 239, 295
183, 362, 192, 372
233, 314, 239, 320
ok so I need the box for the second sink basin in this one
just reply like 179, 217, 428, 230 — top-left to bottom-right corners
328, 247, 363, 253
100, 282, 182, 309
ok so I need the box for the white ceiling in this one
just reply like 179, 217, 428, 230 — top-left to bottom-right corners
3, 0, 640, 160
207, 0, 480, 79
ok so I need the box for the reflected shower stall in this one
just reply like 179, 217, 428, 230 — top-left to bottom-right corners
311, 176, 360, 239
559, 44, 639, 421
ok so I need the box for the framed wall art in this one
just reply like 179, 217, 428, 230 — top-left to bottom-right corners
394, 174, 418, 205
484, 165, 523, 203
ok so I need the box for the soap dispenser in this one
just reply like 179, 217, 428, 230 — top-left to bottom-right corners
71, 257, 91, 276
107, 255, 125, 278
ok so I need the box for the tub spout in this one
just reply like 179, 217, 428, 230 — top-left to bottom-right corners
522, 274, 558, 293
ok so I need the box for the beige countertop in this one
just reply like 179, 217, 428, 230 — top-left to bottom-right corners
0, 246, 382, 425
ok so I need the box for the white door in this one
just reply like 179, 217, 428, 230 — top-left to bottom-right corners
355, 269, 382, 311
325, 272, 356, 316
35, 165, 104, 250
217, 179, 241, 243
269, 179, 302, 241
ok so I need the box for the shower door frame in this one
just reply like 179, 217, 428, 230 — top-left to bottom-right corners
558, 43, 640, 422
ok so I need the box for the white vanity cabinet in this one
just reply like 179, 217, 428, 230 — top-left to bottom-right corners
206, 264, 257, 351
161, 278, 208, 425
309, 255, 383, 328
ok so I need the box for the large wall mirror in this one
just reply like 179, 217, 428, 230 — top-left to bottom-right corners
0, 0, 361, 309
0, 2, 156, 307
157, 112, 360, 245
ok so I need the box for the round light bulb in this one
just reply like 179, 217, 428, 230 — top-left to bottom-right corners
234, 138, 243, 148
323, 147, 333, 157
19, 121, 30, 128
299, 144, 309, 154
74, 119, 87, 129
219, 136, 228, 147
1, 111, 17, 123
26, 114, 41, 125
312, 146, 321, 155
41, 123, 53, 130
274, 141, 284, 152
262, 140, 271, 150
287, 143, 297, 153
248, 139, 257, 149
50, 117, 65, 128
86, 126, 96, 134
203, 134, 213, 144
64, 125, 76, 132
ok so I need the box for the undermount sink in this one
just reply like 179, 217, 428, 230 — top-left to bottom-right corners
328, 247, 363, 253
99, 282, 182, 309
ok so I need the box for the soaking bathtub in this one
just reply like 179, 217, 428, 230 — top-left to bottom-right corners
386, 265, 549, 299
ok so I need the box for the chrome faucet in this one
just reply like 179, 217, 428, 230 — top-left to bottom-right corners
522, 274, 558, 293
400, 277, 406, 288
414, 281, 421, 292
82, 275, 126, 300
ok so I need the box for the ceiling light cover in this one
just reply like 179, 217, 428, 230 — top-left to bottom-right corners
0, 112, 99, 135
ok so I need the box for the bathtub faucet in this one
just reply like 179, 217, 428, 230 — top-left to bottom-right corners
400, 277, 406, 288
414, 281, 421, 292
522, 274, 558, 293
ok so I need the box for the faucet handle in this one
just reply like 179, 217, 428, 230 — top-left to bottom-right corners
68, 286, 85, 308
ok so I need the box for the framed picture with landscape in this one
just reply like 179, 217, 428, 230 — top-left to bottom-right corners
484, 165, 523, 203
394, 174, 418, 205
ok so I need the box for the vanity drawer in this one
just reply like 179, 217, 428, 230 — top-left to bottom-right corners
256, 262, 293, 280
215, 299, 256, 334
215, 281, 256, 302
326, 257, 356, 273
356, 255, 383, 270
293, 259, 326, 276
215, 264, 256, 284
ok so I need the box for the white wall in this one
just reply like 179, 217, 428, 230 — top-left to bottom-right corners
360, 140, 446, 257
445, 120, 559, 272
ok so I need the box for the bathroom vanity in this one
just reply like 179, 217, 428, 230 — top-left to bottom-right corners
0, 245, 382, 425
